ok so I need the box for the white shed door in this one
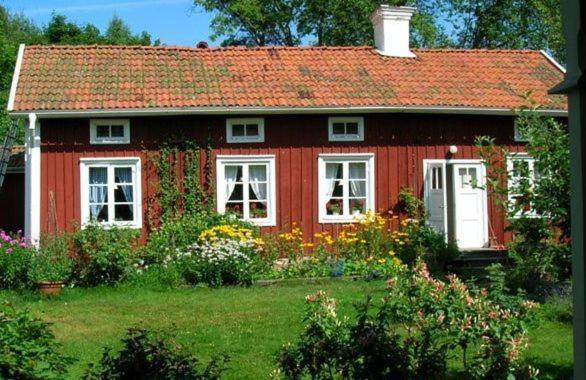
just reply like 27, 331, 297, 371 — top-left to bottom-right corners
452, 163, 486, 249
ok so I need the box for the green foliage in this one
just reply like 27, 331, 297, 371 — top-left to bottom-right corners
70, 223, 139, 286
476, 105, 571, 291
441, 0, 564, 61
84, 328, 228, 379
278, 263, 538, 379
0, 303, 74, 379
147, 139, 214, 229
142, 211, 249, 264
398, 187, 426, 220
0, 230, 34, 289
30, 233, 73, 283
194, 0, 447, 47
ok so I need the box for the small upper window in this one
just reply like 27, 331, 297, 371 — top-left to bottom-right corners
90, 119, 130, 144
226, 118, 265, 143
328, 117, 364, 141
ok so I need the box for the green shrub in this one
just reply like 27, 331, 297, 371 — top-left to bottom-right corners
0, 230, 34, 289
30, 233, 73, 283
128, 263, 185, 289
84, 328, 228, 379
278, 262, 538, 379
506, 218, 571, 292
142, 211, 254, 265
0, 303, 74, 379
71, 223, 139, 286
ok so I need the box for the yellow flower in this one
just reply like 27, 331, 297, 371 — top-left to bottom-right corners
378, 258, 387, 264
389, 250, 395, 256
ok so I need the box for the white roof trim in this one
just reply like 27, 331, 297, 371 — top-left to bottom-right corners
540, 50, 566, 74
8, 105, 567, 118
7, 44, 25, 112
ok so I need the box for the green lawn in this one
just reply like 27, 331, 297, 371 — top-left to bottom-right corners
0, 279, 574, 379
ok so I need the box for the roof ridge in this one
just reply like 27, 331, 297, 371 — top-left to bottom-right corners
25, 44, 543, 54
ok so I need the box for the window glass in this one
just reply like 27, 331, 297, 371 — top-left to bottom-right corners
84, 162, 139, 226
246, 124, 259, 136
346, 123, 359, 135
332, 123, 345, 135
220, 160, 273, 223
232, 124, 245, 137
110, 125, 125, 137
321, 157, 372, 220
96, 125, 110, 138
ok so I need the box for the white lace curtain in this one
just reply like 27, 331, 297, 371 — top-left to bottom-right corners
89, 167, 107, 219
225, 166, 239, 202
324, 164, 339, 201
115, 168, 133, 202
249, 165, 267, 201
349, 164, 366, 198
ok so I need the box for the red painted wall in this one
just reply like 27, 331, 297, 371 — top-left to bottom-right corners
40, 114, 527, 245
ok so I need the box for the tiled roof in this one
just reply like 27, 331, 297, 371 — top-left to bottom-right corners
7, 145, 24, 170
10, 45, 566, 112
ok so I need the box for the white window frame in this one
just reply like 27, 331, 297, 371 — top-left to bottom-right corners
226, 118, 265, 143
506, 153, 538, 218
216, 155, 276, 226
328, 117, 364, 142
318, 153, 375, 223
90, 119, 130, 144
80, 157, 142, 228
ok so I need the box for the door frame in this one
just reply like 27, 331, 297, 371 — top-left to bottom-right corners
423, 159, 489, 248
423, 159, 448, 238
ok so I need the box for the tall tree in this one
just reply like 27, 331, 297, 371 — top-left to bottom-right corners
441, 0, 565, 61
194, 0, 447, 47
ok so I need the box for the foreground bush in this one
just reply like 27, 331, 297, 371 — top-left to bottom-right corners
84, 328, 228, 379
0, 230, 34, 289
71, 223, 139, 286
278, 262, 538, 379
0, 303, 73, 379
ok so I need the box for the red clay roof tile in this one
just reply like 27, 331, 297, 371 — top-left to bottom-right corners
10, 45, 566, 112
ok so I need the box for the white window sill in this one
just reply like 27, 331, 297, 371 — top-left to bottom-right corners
81, 221, 142, 229
319, 215, 363, 224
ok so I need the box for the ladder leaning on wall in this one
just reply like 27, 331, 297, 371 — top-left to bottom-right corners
0, 120, 19, 189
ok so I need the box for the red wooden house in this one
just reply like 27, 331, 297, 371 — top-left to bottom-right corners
5, 6, 566, 249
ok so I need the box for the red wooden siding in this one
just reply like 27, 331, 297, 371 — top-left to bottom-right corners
40, 114, 526, 244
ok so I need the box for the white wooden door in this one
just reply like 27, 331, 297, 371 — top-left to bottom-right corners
452, 163, 486, 248
424, 162, 447, 235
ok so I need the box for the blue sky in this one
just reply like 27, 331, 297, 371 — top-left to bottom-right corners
1, 0, 216, 46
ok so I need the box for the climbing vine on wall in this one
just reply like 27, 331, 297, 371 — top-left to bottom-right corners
145, 134, 214, 230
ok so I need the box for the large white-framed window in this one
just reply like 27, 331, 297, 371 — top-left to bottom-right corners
328, 117, 364, 142
507, 153, 538, 217
318, 153, 375, 223
80, 158, 142, 228
216, 155, 276, 226
90, 119, 130, 144
226, 118, 265, 143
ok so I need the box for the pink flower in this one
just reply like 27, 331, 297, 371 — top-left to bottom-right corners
6, 248, 12, 254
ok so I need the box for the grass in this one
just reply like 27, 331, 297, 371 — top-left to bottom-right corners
0, 278, 573, 379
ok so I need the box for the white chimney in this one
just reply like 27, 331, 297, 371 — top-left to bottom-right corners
371, 5, 416, 58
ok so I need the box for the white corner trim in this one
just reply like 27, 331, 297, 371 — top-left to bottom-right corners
540, 50, 566, 74
7, 44, 25, 112
24, 112, 41, 244
216, 154, 277, 226
79, 157, 143, 229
